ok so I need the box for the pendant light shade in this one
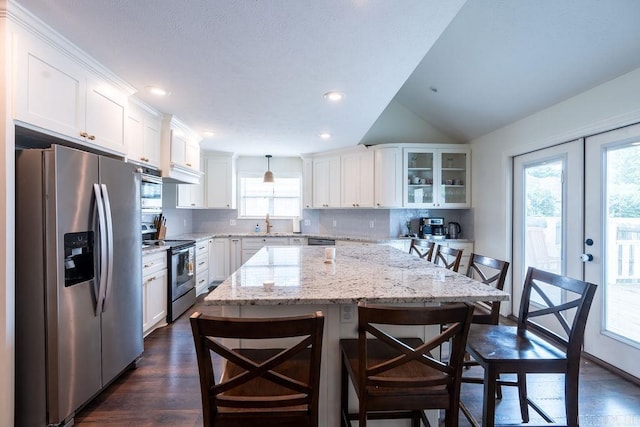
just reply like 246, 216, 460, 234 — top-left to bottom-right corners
263, 155, 274, 183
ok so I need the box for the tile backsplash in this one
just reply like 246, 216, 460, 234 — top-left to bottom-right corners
167, 208, 473, 240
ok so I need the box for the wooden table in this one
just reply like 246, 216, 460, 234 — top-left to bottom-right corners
205, 245, 509, 426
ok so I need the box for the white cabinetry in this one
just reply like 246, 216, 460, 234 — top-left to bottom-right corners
195, 239, 210, 296
229, 238, 243, 274
404, 146, 470, 208
126, 98, 161, 168
177, 181, 204, 208
302, 157, 313, 209
204, 152, 237, 209
241, 237, 289, 264
209, 238, 230, 282
289, 237, 307, 245
341, 149, 374, 208
14, 30, 131, 155
142, 251, 167, 337
161, 115, 202, 184
374, 146, 403, 208
312, 155, 341, 208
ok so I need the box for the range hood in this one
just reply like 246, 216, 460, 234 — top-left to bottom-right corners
162, 163, 202, 184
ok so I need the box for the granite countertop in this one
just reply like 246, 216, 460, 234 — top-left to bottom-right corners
169, 232, 472, 244
204, 245, 507, 306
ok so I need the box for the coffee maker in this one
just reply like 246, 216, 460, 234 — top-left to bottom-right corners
419, 217, 445, 238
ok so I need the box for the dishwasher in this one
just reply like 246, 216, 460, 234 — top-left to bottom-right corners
307, 237, 335, 246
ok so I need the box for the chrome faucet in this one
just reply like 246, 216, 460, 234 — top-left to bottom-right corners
265, 213, 272, 234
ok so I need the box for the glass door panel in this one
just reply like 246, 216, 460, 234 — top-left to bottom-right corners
440, 151, 467, 204
513, 140, 583, 317
603, 144, 640, 343
406, 150, 434, 205
584, 123, 640, 378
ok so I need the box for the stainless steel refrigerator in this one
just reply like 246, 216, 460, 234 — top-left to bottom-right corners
15, 145, 143, 427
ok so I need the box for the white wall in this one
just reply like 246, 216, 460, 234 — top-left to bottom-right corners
1, 10, 15, 427
360, 100, 462, 145
470, 66, 640, 308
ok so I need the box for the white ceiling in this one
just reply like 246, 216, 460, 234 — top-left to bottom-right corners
14, 0, 640, 155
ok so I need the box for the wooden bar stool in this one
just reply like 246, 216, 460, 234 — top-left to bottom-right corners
340, 301, 474, 427
190, 311, 325, 427
409, 239, 436, 261
460, 267, 597, 427
433, 245, 463, 272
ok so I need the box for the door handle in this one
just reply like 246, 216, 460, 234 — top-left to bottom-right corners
580, 253, 594, 262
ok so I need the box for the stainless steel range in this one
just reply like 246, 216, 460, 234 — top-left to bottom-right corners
144, 239, 196, 322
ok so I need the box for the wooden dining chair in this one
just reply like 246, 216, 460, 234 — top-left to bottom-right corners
190, 311, 325, 427
340, 301, 474, 427
460, 267, 597, 427
433, 245, 463, 272
409, 239, 435, 261
464, 253, 510, 325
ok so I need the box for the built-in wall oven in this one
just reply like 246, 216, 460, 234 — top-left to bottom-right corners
140, 173, 163, 214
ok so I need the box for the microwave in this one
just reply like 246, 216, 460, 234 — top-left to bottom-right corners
140, 173, 163, 213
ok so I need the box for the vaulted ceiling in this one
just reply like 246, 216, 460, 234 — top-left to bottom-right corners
14, 0, 640, 155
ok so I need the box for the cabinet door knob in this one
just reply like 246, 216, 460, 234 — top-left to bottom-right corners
80, 131, 89, 138
88, 134, 96, 141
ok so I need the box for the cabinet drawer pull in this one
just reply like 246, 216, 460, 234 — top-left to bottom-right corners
186, 163, 192, 167
145, 276, 157, 284
143, 262, 155, 268
198, 261, 206, 266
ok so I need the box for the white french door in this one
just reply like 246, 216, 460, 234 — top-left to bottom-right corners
583, 123, 640, 378
512, 140, 584, 316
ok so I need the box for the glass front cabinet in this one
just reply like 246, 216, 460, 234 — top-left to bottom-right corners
403, 146, 470, 208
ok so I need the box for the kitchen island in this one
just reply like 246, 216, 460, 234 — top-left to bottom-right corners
204, 244, 509, 426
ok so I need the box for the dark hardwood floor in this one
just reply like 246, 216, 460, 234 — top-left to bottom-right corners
75, 297, 640, 426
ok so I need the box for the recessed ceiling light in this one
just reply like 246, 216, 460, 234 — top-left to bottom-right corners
202, 130, 215, 138
145, 85, 169, 96
323, 91, 344, 102
319, 132, 332, 140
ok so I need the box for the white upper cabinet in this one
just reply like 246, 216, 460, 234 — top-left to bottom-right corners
161, 115, 202, 184
13, 29, 131, 155
341, 149, 374, 208
204, 152, 236, 209
126, 99, 161, 168
302, 157, 313, 209
313, 155, 341, 208
374, 146, 403, 208
403, 146, 470, 208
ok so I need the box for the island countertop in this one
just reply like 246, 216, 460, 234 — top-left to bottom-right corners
204, 245, 509, 306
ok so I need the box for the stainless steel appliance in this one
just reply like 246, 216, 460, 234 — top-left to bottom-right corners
308, 237, 336, 246
419, 217, 445, 238
15, 145, 143, 427
140, 172, 163, 213
448, 222, 462, 239
144, 239, 196, 322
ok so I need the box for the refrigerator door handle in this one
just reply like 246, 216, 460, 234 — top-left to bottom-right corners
94, 183, 108, 316
100, 184, 115, 312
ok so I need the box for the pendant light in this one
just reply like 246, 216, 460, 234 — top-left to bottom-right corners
263, 154, 274, 183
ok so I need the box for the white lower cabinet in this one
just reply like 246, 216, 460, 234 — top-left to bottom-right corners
289, 237, 307, 245
209, 238, 230, 283
142, 251, 167, 337
241, 237, 289, 264
195, 239, 210, 296
229, 238, 243, 274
